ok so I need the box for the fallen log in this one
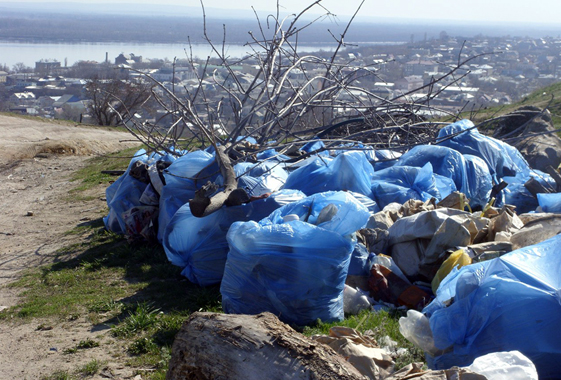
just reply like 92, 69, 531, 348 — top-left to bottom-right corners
166, 312, 366, 380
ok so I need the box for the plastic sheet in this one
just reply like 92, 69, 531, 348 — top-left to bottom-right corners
282, 151, 375, 198
371, 163, 456, 209
163, 190, 305, 286
220, 191, 371, 325
423, 234, 561, 379
437, 119, 531, 179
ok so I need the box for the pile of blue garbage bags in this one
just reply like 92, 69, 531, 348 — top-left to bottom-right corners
104, 119, 561, 376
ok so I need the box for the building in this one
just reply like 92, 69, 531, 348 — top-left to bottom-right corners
115, 53, 143, 66
35, 60, 61, 74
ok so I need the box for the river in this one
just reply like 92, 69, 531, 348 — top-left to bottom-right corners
0, 41, 344, 69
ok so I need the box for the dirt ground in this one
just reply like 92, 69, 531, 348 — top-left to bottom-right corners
0, 115, 143, 379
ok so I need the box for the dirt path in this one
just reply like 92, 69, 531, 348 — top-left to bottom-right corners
0, 115, 142, 379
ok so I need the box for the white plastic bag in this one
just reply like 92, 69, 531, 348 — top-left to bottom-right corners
467, 351, 538, 380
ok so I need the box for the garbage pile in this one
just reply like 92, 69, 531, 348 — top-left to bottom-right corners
104, 119, 561, 378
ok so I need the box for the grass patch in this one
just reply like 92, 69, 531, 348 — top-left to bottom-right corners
68, 146, 141, 197
77, 359, 103, 377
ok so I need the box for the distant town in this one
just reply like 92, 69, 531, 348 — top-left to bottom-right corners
1, 32, 560, 126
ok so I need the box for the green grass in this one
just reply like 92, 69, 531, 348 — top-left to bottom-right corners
78, 359, 103, 377
68, 146, 142, 197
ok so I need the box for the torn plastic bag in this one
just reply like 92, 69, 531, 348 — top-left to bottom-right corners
423, 234, 561, 379
220, 191, 371, 325
282, 151, 375, 198
399, 310, 441, 357
371, 163, 456, 210
537, 192, 561, 213
163, 190, 305, 286
437, 119, 531, 179
343, 285, 372, 315
104, 149, 171, 234
396, 145, 492, 209
157, 150, 216, 242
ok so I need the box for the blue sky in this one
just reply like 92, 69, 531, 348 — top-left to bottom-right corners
9, 0, 561, 24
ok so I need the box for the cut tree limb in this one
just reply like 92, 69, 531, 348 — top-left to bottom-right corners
166, 312, 367, 380
189, 144, 242, 217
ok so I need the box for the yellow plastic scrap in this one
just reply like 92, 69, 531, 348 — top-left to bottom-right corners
431, 249, 472, 294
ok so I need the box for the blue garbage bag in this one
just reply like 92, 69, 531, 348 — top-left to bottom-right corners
538, 193, 561, 213
437, 119, 531, 179
163, 190, 306, 286
157, 150, 216, 242
423, 234, 561, 379
396, 145, 492, 209
282, 151, 375, 198
220, 191, 371, 325
104, 149, 172, 234
371, 163, 457, 209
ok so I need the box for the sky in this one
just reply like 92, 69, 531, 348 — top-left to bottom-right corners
7, 0, 561, 25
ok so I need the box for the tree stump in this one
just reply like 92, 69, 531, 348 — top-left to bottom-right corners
166, 312, 366, 380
